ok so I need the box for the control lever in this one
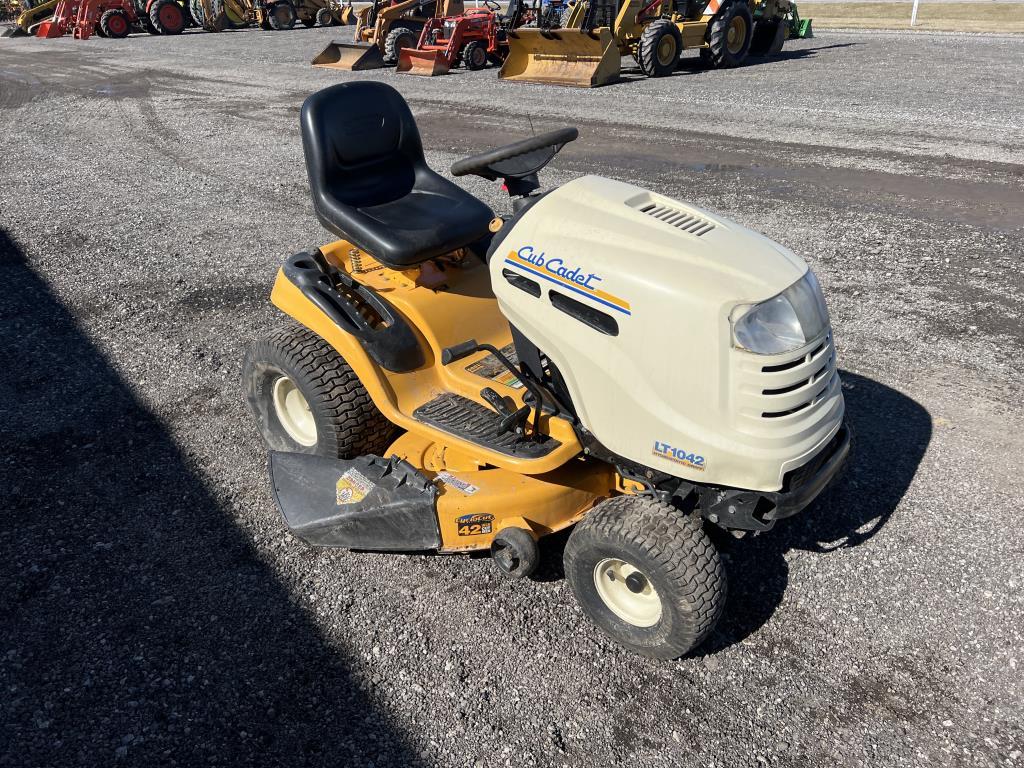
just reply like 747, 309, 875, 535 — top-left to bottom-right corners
480, 387, 531, 436
439, 339, 546, 442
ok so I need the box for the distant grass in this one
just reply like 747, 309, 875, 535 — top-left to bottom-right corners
799, 2, 1024, 32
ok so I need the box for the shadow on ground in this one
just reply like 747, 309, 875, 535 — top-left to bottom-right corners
0, 229, 421, 766
534, 370, 930, 653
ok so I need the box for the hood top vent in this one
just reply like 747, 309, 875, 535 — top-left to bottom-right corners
634, 201, 716, 236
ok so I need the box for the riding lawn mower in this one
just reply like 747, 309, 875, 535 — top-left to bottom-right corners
243, 82, 850, 659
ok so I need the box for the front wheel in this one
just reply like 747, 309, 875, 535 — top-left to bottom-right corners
383, 25, 417, 64
315, 6, 333, 25
462, 39, 488, 70
636, 19, 682, 78
267, 0, 296, 29
705, 0, 753, 68
149, 0, 186, 34
242, 324, 394, 458
564, 495, 725, 659
100, 7, 131, 36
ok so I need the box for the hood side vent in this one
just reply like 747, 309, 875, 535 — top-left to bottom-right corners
635, 202, 716, 236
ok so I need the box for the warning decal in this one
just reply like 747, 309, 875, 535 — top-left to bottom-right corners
336, 468, 375, 506
465, 343, 523, 390
435, 471, 480, 496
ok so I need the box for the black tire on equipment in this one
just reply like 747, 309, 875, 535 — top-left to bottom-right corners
749, 18, 784, 56
267, 0, 296, 29
149, 0, 186, 34
315, 5, 333, 25
564, 495, 726, 659
137, 9, 160, 33
462, 39, 488, 70
705, 0, 752, 68
100, 7, 131, 36
636, 18, 682, 78
94, 19, 108, 35
383, 25, 416, 64
242, 324, 394, 459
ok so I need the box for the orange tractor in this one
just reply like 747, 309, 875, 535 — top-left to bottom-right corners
397, 0, 525, 76
36, 0, 138, 37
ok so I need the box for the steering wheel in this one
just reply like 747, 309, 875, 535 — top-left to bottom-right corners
483, 0, 500, 9
450, 127, 578, 183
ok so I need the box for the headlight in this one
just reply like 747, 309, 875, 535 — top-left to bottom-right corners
731, 270, 830, 355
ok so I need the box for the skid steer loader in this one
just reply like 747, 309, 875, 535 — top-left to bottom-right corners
499, 0, 805, 87
311, 0, 450, 70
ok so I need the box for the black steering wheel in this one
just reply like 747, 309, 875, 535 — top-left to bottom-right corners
483, 0, 500, 9
451, 127, 578, 183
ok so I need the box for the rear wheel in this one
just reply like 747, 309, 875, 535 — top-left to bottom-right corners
564, 495, 726, 659
315, 6, 333, 25
705, 0, 752, 68
383, 25, 417, 64
243, 324, 394, 458
94, 19, 108, 35
149, 0, 186, 34
637, 19, 681, 77
267, 0, 296, 29
462, 39, 488, 70
100, 8, 131, 36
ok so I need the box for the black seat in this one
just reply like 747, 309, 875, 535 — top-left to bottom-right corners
300, 82, 495, 269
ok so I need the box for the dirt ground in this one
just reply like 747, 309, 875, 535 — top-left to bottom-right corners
1, 26, 1022, 768
801, 2, 1024, 32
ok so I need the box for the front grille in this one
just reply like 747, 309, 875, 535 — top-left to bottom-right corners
734, 333, 839, 428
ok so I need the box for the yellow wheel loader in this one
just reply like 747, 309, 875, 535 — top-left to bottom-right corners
311, 0, 455, 70
500, 0, 800, 87
243, 82, 850, 659
191, 0, 251, 30
2, 0, 59, 36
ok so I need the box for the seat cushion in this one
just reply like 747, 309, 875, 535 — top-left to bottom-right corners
319, 169, 495, 268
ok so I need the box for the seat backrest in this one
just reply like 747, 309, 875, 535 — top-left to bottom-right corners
300, 82, 426, 215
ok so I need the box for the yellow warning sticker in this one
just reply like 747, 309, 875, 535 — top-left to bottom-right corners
336, 468, 374, 506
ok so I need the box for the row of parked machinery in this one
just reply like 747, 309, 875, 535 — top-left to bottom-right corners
1, 0, 353, 37
311, 0, 812, 86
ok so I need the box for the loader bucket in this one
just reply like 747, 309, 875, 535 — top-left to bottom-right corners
397, 48, 450, 76
498, 27, 620, 88
312, 40, 387, 70
35, 18, 63, 36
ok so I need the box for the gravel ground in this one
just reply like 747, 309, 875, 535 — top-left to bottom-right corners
1, 26, 1023, 768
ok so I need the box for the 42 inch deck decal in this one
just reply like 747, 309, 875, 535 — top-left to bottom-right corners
505, 246, 631, 316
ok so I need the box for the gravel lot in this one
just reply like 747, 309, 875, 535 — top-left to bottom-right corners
1, 26, 1022, 768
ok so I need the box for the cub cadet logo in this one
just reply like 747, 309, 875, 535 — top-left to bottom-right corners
504, 246, 631, 316
456, 513, 494, 537
652, 441, 706, 471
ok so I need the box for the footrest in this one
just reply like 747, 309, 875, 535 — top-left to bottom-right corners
412, 393, 560, 459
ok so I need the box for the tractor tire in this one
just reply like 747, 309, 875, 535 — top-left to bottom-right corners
94, 20, 108, 35
149, 0, 186, 33
243, 324, 394, 459
100, 7, 131, 36
705, 0, 752, 68
267, 0, 296, 29
636, 18, 681, 78
564, 495, 726, 659
383, 25, 417, 64
749, 18, 784, 55
462, 40, 488, 70
315, 5, 333, 25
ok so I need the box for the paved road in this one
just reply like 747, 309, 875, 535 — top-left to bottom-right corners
1, 27, 1022, 768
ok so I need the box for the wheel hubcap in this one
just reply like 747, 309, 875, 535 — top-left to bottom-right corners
272, 375, 317, 446
594, 557, 662, 627
727, 16, 746, 53
657, 35, 676, 66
